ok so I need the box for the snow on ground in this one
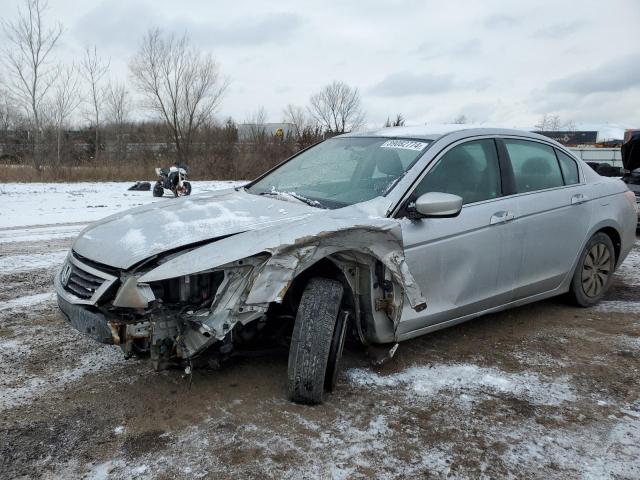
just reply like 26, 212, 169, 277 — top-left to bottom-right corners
0, 344, 127, 412
347, 363, 576, 406
0, 250, 67, 272
0, 181, 242, 229
0, 292, 55, 312
617, 243, 640, 286
1, 181, 639, 478
0, 223, 86, 243
596, 300, 640, 313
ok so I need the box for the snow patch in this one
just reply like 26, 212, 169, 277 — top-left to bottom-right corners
0, 250, 67, 272
595, 301, 640, 314
1, 181, 243, 229
0, 224, 85, 244
0, 291, 55, 312
119, 229, 146, 250
0, 345, 127, 411
348, 363, 576, 406
617, 246, 640, 286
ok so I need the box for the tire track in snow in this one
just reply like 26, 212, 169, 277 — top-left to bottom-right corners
0, 250, 67, 273
0, 223, 85, 244
0, 292, 56, 312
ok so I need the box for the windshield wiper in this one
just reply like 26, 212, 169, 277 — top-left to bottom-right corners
258, 190, 326, 209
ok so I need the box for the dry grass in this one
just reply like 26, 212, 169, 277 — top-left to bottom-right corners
0, 164, 155, 183
0, 142, 300, 183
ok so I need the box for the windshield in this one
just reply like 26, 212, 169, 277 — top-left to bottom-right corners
247, 137, 430, 208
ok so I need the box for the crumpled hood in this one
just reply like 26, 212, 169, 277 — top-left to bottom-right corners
72, 188, 317, 269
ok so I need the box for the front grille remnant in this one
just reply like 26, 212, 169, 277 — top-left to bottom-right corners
63, 262, 106, 300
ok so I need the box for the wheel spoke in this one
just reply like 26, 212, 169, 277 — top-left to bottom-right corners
599, 249, 611, 266
594, 274, 602, 294
583, 277, 594, 295
596, 272, 608, 286
584, 253, 595, 270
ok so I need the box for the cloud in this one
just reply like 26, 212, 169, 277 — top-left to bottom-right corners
368, 72, 456, 97
188, 14, 303, 47
546, 53, 640, 95
74, 2, 303, 49
415, 38, 482, 60
531, 20, 586, 39
483, 14, 520, 29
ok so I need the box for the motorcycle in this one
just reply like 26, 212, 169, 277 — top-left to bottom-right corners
153, 164, 192, 197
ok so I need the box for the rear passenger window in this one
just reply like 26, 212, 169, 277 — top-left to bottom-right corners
505, 140, 564, 193
413, 139, 501, 205
555, 149, 580, 185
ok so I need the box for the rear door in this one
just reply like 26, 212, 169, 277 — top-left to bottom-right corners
500, 138, 592, 299
397, 137, 521, 337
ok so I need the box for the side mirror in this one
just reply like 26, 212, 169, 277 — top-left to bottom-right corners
409, 192, 463, 218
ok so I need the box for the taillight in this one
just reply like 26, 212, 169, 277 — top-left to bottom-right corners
624, 190, 639, 214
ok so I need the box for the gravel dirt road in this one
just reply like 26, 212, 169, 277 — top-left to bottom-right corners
1, 183, 639, 479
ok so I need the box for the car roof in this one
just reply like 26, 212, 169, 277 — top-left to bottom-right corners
338, 124, 558, 144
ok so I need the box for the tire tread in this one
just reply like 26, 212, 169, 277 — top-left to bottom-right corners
287, 277, 343, 405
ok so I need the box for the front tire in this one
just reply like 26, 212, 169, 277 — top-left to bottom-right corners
568, 232, 615, 307
288, 277, 344, 405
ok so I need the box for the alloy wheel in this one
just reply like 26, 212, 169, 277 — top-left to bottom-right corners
581, 243, 612, 297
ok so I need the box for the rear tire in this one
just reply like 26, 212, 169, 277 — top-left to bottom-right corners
568, 232, 615, 307
288, 277, 344, 405
152, 183, 164, 197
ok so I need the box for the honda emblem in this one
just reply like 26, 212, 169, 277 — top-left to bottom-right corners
61, 262, 72, 286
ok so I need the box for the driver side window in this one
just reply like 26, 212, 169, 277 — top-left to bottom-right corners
412, 139, 502, 205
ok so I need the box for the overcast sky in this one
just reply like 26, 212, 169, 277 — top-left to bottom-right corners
2, 0, 639, 129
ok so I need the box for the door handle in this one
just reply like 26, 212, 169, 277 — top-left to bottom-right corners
571, 193, 589, 205
490, 211, 515, 225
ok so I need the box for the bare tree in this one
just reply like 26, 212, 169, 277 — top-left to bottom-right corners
246, 106, 268, 143
535, 114, 559, 131
47, 64, 81, 165
0, 89, 20, 132
535, 114, 575, 132
451, 114, 467, 124
308, 80, 365, 134
81, 46, 109, 161
130, 28, 228, 163
105, 82, 130, 126
104, 82, 131, 161
283, 104, 310, 139
384, 113, 405, 127
1, 0, 63, 167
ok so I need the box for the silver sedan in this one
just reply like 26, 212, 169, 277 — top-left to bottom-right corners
55, 127, 638, 404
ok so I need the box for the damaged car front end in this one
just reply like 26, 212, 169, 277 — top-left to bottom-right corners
56, 210, 425, 371
55, 134, 435, 404
56, 247, 267, 371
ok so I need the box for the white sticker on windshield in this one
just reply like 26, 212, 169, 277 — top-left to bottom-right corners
380, 139, 428, 151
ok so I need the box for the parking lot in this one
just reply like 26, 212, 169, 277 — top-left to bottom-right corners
1, 183, 639, 479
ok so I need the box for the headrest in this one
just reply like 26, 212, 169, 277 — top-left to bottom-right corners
521, 157, 551, 175
374, 149, 403, 177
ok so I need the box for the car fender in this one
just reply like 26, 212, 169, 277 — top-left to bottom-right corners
138, 215, 427, 313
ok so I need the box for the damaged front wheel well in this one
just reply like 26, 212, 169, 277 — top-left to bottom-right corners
283, 258, 355, 314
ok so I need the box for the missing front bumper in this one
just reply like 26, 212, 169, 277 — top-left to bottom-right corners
57, 294, 114, 344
